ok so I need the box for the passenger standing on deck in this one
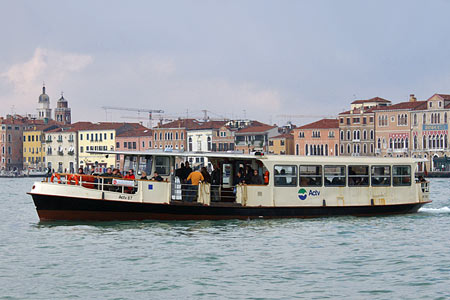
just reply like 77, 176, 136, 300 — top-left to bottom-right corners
235, 171, 245, 185
151, 172, 163, 182
200, 167, 211, 184
251, 169, 263, 184
184, 161, 193, 180
140, 171, 148, 180
244, 165, 253, 183
175, 163, 185, 181
186, 167, 204, 202
101, 168, 113, 190
124, 169, 135, 180
211, 164, 221, 202
89, 166, 96, 175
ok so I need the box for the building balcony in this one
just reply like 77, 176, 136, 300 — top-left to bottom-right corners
393, 148, 408, 153
57, 139, 63, 143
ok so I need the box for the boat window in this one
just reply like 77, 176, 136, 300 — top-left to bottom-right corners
123, 155, 137, 172
393, 165, 411, 186
138, 156, 153, 175
274, 165, 297, 186
154, 156, 170, 175
299, 165, 322, 187
324, 165, 346, 186
371, 166, 391, 186
348, 165, 369, 186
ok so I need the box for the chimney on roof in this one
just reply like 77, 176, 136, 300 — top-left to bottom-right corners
409, 94, 417, 102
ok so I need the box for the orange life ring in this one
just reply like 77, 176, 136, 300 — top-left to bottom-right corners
67, 174, 79, 185
50, 173, 62, 184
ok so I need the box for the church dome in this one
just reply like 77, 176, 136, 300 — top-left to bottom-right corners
38, 86, 49, 103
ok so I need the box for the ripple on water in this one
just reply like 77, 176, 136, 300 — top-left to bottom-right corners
0, 178, 449, 299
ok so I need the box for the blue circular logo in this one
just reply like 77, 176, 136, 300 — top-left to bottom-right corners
298, 188, 307, 200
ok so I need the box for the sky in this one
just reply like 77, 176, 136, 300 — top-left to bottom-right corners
2, 0, 450, 126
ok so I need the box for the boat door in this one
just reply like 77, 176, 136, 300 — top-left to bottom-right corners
222, 163, 232, 188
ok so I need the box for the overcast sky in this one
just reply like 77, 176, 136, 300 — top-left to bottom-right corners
1, 0, 450, 126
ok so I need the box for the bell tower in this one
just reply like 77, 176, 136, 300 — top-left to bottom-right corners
37, 84, 52, 121
55, 92, 72, 124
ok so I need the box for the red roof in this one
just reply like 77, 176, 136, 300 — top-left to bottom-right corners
298, 118, 339, 129
339, 106, 378, 115
77, 122, 145, 131
270, 133, 294, 139
237, 123, 277, 134
156, 119, 199, 129
371, 101, 426, 111
117, 129, 153, 137
429, 93, 450, 101
351, 97, 391, 104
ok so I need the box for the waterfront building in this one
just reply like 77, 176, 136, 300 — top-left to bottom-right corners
211, 124, 236, 152
78, 122, 144, 172
115, 128, 153, 169
54, 93, 71, 125
372, 95, 425, 159
339, 97, 391, 156
234, 121, 278, 154
44, 122, 92, 173
410, 94, 450, 172
23, 123, 59, 171
268, 133, 294, 155
293, 119, 339, 156
153, 119, 200, 151
37, 85, 52, 121
186, 120, 227, 168
0, 115, 27, 171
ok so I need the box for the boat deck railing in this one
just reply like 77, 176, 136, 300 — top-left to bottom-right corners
45, 173, 240, 203
420, 181, 430, 194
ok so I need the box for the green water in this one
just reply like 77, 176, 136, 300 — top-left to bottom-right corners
1, 178, 449, 299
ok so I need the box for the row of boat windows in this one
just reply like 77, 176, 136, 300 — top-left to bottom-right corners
273, 165, 411, 187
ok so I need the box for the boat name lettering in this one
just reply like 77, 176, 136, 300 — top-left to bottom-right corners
309, 190, 320, 196
118, 195, 133, 200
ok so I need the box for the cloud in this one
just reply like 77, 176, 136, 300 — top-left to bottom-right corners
0, 48, 93, 113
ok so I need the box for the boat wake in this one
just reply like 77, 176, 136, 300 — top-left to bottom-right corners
419, 206, 450, 214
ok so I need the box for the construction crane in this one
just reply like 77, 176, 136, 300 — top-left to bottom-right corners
102, 106, 164, 126
276, 114, 336, 119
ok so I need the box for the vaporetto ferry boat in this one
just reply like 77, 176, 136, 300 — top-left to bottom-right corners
28, 151, 431, 221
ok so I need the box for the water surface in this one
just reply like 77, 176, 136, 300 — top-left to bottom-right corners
0, 178, 449, 299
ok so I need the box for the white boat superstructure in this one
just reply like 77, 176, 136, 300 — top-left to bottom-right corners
29, 150, 431, 220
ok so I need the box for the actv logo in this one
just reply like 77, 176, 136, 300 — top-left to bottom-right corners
298, 188, 307, 200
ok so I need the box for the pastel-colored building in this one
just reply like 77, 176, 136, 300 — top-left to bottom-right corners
211, 124, 236, 152
293, 119, 339, 156
0, 116, 27, 171
339, 97, 391, 156
410, 94, 450, 172
115, 128, 153, 169
234, 121, 278, 154
372, 95, 425, 159
44, 122, 92, 173
23, 124, 59, 171
153, 119, 200, 151
268, 133, 294, 155
78, 122, 144, 172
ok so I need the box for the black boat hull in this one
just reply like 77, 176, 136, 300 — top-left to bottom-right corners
30, 193, 429, 221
